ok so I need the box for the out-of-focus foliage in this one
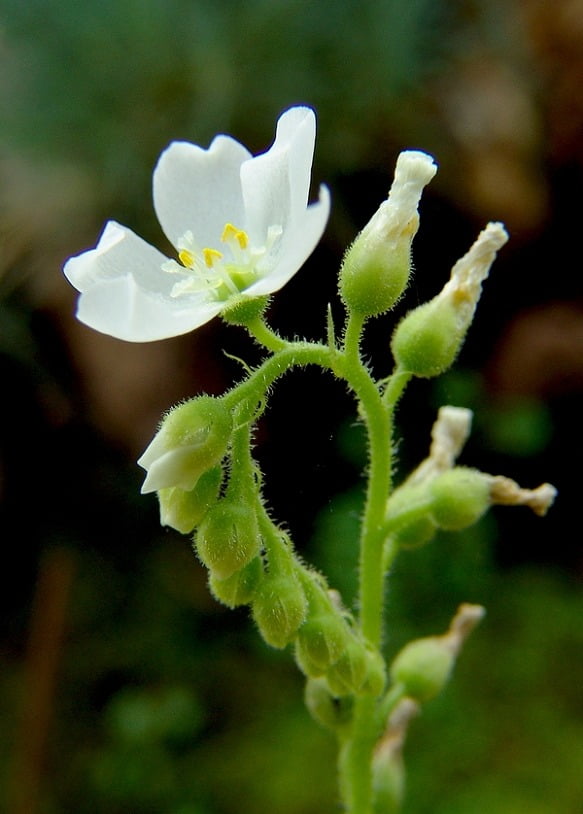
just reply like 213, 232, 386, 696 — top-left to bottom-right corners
1, 0, 582, 812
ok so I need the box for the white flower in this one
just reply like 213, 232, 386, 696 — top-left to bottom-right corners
63, 106, 330, 342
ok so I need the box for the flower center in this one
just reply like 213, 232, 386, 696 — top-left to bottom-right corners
163, 222, 282, 301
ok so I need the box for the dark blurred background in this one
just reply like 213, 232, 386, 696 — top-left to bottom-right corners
1, 1, 582, 812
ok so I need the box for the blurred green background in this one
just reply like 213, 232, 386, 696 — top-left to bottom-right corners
1, 0, 582, 812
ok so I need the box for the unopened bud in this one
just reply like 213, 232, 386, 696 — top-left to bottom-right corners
195, 500, 261, 580
392, 222, 508, 377
158, 466, 222, 534
296, 611, 350, 677
385, 483, 437, 549
252, 572, 308, 649
304, 677, 353, 732
295, 583, 351, 676
326, 634, 369, 696
339, 151, 437, 316
138, 396, 232, 494
208, 556, 263, 608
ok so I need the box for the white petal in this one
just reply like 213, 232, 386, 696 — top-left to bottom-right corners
244, 184, 330, 297
153, 135, 251, 249
137, 426, 170, 470
64, 221, 224, 342
240, 107, 317, 245
140, 446, 205, 493
65, 221, 172, 292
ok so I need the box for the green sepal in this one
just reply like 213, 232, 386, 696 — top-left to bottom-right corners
252, 572, 308, 649
208, 556, 263, 608
221, 295, 269, 326
304, 677, 354, 732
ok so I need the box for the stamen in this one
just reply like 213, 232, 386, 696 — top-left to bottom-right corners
203, 248, 224, 268
221, 223, 249, 250
178, 249, 195, 268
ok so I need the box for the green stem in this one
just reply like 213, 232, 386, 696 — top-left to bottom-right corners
339, 314, 396, 814
382, 366, 412, 409
246, 315, 288, 352
223, 340, 334, 422
227, 414, 257, 502
342, 313, 392, 647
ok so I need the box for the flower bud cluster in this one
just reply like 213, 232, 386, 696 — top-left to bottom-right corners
293, 579, 386, 699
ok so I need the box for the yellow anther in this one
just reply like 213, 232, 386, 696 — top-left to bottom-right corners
221, 222, 249, 250
203, 247, 224, 268
178, 249, 195, 268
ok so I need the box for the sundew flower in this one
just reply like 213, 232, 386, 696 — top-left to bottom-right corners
64, 106, 330, 342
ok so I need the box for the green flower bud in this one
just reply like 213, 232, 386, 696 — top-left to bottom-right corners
326, 634, 369, 697
339, 152, 437, 317
385, 483, 437, 549
295, 610, 350, 677
157, 466, 222, 534
252, 572, 308, 649
208, 556, 263, 608
395, 517, 437, 549
390, 636, 455, 702
138, 396, 232, 494
195, 500, 261, 580
304, 677, 353, 732
392, 222, 508, 377
430, 467, 490, 531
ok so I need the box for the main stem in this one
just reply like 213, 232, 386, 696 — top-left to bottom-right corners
224, 319, 401, 813
339, 314, 395, 814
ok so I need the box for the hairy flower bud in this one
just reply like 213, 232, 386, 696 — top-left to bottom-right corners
304, 677, 354, 732
296, 609, 351, 677
385, 483, 437, 549
326, 634, 369, 696
138, 396, 232, 494
430, 467, 491, 531
195, 500, 261, 580
208, 556, 263, 608
252, 572, 308, 649
157, 466, 222, 534
391, 222, 508, 377
339, 151, 437, 316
